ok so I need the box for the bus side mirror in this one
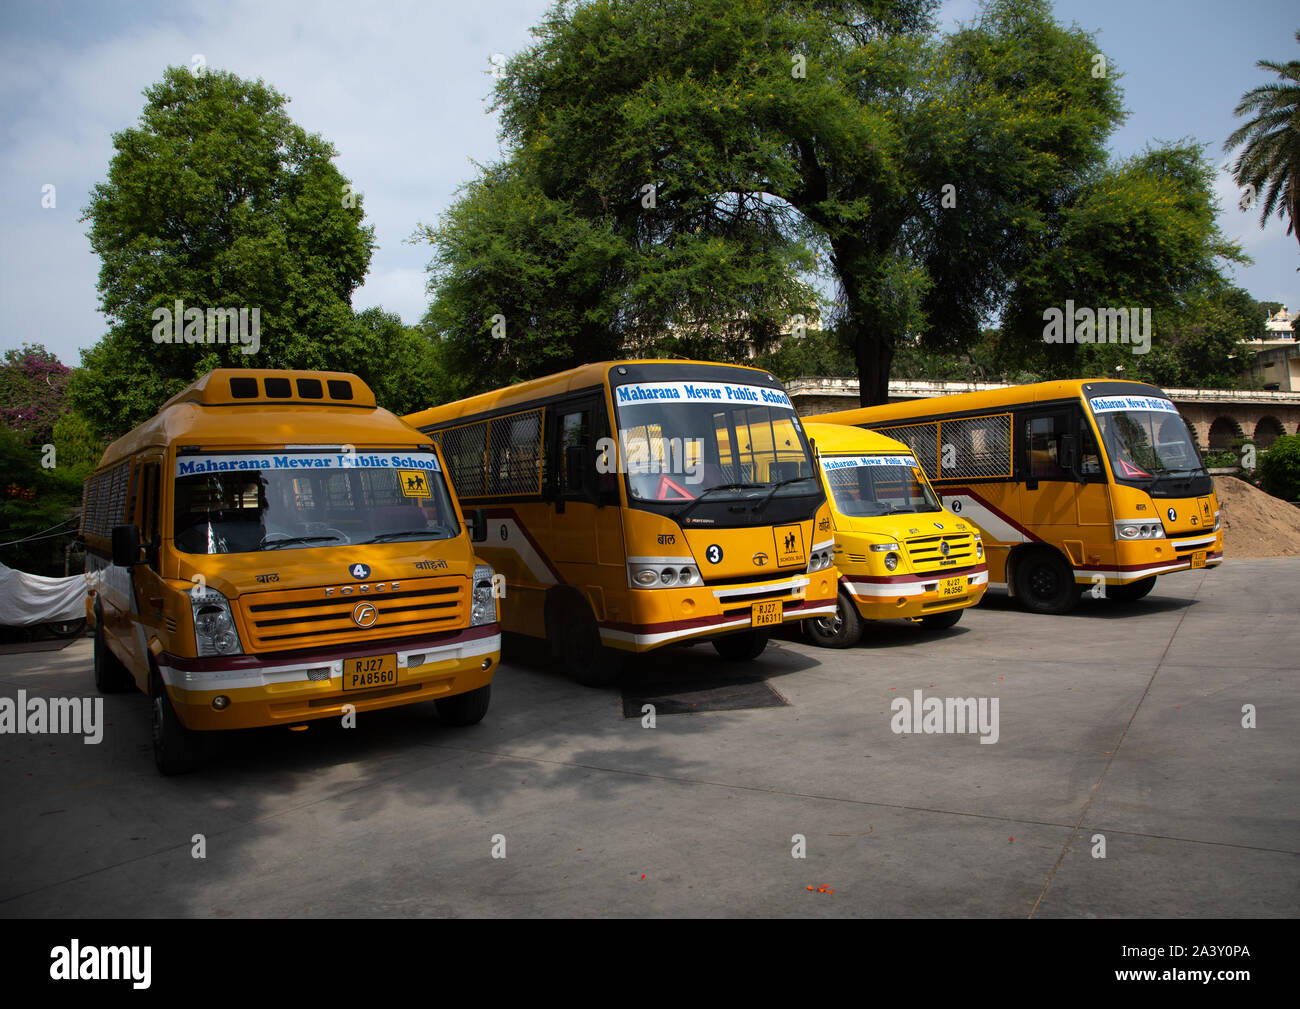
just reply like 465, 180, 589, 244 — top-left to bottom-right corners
565, 444, 586, 494
467, 508, 487, 543
1059, 434, 1078, 473
111, 525, 141, 567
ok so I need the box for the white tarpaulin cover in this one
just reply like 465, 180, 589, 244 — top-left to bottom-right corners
0, 563, 87, 625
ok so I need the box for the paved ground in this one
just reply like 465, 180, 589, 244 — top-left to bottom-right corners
1, 559, 1296, 918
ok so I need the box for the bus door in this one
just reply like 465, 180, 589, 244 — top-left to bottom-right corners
547, 395, 623, 570
126, 455, 165, 673
1018, 406, 1111, 560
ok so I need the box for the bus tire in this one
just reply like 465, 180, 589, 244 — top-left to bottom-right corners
1108, 576, 1157, 602
711, 628, 771, 661
435, 684, 491, 726
1013, 548, 1079, 615
918, 609, 963, 630
805, 591, 862, 648
558, 596, 624, 687
93, 622, 133, 694
152, 671, 199, 776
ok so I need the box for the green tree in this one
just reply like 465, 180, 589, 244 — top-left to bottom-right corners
435, 0, 1240, 404
753, 328, 855, 382
346, 307, 460, 416
1225, 30, 1300, 253
74, 66, 375, 434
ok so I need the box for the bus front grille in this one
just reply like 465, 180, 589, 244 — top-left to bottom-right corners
240, 577, 466, 650
904, 533, 977, 572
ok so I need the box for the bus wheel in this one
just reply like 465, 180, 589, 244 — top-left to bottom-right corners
559, 598, 625, 687
918, 609, 963, 630
152, 674, 199, 776
805, 592, 862, 648
712, 628, 771, 661
93, 623, 133, 693
435, 684, 491, 726
1013, 549, 1079, 615
1108, 576, 1157, 602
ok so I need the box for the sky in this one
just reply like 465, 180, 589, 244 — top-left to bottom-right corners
1, 0, 1297, 367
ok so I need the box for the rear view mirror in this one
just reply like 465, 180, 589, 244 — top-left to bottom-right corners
467, 508, 487, 543
111, 525, 142, 567
1059, 434, 1078, 473
565, 444, 586, 493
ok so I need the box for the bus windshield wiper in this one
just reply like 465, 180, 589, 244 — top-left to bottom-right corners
363, 528, 453, 543
260, 535, 342, 550
750, 475, 817, 514
672, 483, 764, 523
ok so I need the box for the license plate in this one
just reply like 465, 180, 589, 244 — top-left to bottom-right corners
939, 576, 965, 597
752, 600, 783, 627
1191, 550, 1206, 569
343, 654, 397, 691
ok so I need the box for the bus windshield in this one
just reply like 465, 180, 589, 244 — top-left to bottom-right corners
821, 454, 942, 516
173, 450, 459, 555
1089, 396, 1206, 481
612, 385, 817, 505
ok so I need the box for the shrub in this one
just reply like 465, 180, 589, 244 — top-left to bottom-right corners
1258, 434, 1300, 501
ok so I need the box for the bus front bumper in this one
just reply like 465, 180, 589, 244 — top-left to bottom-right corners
599, 571, 839, 651
159, 624, 500, 731
840, 566, 988, 621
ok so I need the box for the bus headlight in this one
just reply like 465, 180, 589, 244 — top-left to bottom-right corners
1115, 521, 1163, 540
884, 552, 900, 571
188, 587, 244, 657
976, 540, 984, 559
629, 561, 702, 588
807, 549, 834, 572
470, 564, 496, 626
869, 542, 900, 552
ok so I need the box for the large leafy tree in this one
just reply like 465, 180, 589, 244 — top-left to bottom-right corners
1226, 30, 1300, 252
427, 0, 1240, 404
75, 66, 375, 433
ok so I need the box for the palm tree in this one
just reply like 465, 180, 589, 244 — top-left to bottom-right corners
1225, 30, 1300, 253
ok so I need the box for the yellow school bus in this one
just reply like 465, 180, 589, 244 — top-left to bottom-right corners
802, 423, 988, 646
813, 380, 1222, 614
82, 369, 500, 774
404, 360, 839, 684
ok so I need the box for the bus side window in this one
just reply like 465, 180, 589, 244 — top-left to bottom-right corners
559, 407, 591, 498
142, 462, 161, 568
1026, 415, 1068, 479
1079, 421, 1103, 478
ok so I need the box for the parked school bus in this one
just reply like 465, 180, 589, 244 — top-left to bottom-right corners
802, 422, 988, 647
813, 380, 1222, 614
404, 361, 840, 684
82, 369, 500, 774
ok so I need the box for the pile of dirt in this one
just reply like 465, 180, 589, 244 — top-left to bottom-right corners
1213, 476, 1300, 558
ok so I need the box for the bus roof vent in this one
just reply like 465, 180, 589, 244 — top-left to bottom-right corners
161, 370, 377, 410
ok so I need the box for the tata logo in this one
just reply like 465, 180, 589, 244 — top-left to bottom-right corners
349, 563, 370, 580
1167, 508, 1177, 522
933, 522, 944, 530
940, 541, 950, 557
753, 552, 769, 566
353, 602, 378, 628
1190, 516, 1199, 526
